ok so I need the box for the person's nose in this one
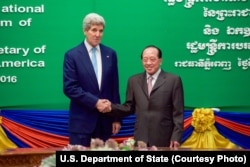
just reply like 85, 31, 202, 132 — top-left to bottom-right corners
146, 59, 152, 65
95, 31, 102, 37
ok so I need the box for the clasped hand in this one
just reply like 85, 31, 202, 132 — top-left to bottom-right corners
96, 99, 111, 113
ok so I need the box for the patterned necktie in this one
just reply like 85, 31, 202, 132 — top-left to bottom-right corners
91, 47, 98, 77
148, 76, 153, 96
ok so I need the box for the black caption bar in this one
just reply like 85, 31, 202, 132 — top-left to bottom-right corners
56, 150, 250, 167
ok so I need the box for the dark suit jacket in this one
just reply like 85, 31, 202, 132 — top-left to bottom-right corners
63, 42, 120, 136
111, 70, 184, 147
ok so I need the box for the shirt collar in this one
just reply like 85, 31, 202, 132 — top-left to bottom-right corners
84, 39, 100, 53
147, 68, 161, 80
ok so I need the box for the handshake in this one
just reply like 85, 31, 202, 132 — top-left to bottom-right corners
96, 99, 112, 113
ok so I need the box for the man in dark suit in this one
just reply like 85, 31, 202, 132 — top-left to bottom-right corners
63, 13, 121, 146
109, 45, 184, 148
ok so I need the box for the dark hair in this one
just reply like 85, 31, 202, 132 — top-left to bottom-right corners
140, 45, 162, 59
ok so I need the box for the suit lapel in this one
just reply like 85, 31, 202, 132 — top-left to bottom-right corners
139, 73, 149, 97
99, 45, 110, 91
79, 44, 99, 87
140, 71, 167, 97
151, 71, 166, 93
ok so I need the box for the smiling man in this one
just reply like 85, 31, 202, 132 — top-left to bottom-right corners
110, 45, 185, 148
63, 13, 121, 147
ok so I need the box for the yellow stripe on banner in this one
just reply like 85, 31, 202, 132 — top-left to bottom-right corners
0, 116, 17, 152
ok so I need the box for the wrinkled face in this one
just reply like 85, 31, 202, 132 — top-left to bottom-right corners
84, 24, 104, 47
142, 47, 162, 75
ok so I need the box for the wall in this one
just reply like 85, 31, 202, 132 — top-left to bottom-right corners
1, 0, 249, 111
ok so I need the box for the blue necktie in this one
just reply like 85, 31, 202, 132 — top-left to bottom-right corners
91, 47, 98, 77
